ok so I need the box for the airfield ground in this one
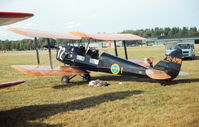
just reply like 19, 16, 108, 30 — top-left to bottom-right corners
0, 46, 199, 127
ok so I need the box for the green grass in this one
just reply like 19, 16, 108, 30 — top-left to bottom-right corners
0, 46, 199, 127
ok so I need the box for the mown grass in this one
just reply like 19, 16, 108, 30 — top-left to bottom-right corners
0, 46, 199, 127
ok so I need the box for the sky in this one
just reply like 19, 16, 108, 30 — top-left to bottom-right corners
0, 0, 199, 40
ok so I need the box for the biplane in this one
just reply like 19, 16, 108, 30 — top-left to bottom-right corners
0, 12, 34, 88
8, 27, 183, 85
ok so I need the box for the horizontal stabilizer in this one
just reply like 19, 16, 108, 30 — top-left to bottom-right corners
11, 65, 88, 76
145, 69, 171, 80
8, 28, 81, 40
0, 80, 26, 88
178, 71, 189, 76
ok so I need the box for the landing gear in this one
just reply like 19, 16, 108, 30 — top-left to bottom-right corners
61, 73, 90, 85
159, 79, 173, 86
61, 75, 70, 85
83, 73, 91, 81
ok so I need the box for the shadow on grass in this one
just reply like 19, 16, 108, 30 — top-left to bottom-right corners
195, 56, 199, 60
183, 56, 199, 61
52, 75, 155, 89
0, 90, 143, 127
159, 78, 199, 86
53, 75, 199, 88
92, 75, 155, 83
92, 75, 199, 86
52, 80, 88, 89
172, 78, 199, 85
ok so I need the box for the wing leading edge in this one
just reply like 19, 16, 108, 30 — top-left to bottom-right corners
8, 28, 81, 40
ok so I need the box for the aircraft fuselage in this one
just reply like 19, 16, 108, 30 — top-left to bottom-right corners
56, 45, 148, 78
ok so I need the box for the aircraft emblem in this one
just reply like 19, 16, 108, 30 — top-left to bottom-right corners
111, 64, 120, 74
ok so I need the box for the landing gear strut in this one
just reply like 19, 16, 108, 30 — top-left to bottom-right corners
82, 73, 91, 81
61, 73, 90, 85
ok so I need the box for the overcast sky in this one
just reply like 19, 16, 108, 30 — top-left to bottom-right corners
0, 0, 199, 40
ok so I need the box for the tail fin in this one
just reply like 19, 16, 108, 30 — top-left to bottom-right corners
153, 49, 182, 80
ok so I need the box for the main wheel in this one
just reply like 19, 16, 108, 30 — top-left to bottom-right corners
61, 75, 70, 85
83, 74, 91, 81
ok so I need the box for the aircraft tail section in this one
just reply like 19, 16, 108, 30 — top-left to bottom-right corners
152, 49, 183, 80
146, 49, 182, 80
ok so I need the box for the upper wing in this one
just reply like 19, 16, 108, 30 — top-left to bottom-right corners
69, 32, 145, 40
8, 28, 81, 40
11, 65, 88, 76
0, 80, 26, 88
0, 12, 33, 26
90, 33, 145, 41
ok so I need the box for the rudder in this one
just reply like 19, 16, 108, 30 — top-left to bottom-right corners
153, 49, 182, 80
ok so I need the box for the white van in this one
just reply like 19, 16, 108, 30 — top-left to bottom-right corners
165, 42, 195, 60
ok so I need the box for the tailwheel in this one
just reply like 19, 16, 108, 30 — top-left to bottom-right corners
83, 73, 91, 82
61, 75, 70, 85
159, 79, 173, 86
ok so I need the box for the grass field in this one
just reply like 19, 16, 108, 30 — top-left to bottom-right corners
0, 46, 199, 127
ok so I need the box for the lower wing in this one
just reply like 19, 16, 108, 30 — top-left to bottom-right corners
11, 65, 88, 76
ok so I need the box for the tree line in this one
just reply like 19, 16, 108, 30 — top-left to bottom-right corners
122, 27, 199, 38
0, 38, 74, 51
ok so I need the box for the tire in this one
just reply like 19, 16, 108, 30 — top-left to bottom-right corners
159, 79, 172, 86
61, 75, 70, 85
83, 74, 91, 81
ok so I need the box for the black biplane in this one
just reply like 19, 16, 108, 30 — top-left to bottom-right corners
8, 28, 183, 85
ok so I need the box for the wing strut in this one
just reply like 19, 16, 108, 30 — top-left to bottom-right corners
123, 40, 128, 60
85, 39, 91, 55
34, 37, 40, 65
114, 40, 118, 56
47, 38, 53, 69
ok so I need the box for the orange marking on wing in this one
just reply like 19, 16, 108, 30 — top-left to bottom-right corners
69, 32, 90, 38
